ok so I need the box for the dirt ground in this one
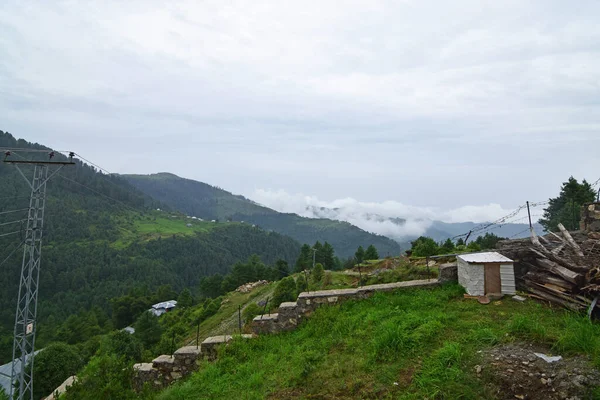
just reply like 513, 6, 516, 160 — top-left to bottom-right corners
478, 343, 600, 400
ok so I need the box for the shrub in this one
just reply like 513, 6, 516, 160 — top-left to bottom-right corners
272, 277, 297, 307
27, 342, 83, 400
243, 303, 263, 324
99, 330, 143, 362
296, 275, 308, 294
323, 272, 332, 287
312, 263, 324, 283
134, 311, 163, 348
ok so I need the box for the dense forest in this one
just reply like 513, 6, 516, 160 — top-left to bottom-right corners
0, 131, 300, 364
124, 173, 401, 257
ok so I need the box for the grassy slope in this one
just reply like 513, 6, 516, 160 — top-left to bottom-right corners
123, 173, 401, 258
157, 284, 600, 400
186, 283, 275, 345
112, 211, 222, 248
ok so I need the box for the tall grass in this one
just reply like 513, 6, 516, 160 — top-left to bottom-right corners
157, 284, 600, 400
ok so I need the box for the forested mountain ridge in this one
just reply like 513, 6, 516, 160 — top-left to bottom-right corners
124, 173, 402, 257
0, 130, 300, 363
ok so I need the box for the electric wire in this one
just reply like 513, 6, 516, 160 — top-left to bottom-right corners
0, 209, 29, 216
0, 238, 26, 270
0, 231, 20, 238
57, 173, 140, 213
0, 219, 26, 227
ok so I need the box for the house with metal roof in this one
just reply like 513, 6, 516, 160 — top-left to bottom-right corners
457, 252, 515, 296
148, 300, 177, 317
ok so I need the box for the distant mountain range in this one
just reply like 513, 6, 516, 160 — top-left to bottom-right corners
302, 204, 543, 243
123, 173, 402, 258
124, 173, 542, 256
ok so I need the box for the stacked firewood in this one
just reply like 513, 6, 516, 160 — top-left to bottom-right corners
497, 224, 600, 314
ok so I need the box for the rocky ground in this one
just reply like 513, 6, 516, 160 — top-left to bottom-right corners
477, 343, 600, 400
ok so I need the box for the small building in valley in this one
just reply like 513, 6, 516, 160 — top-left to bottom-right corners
457, 252, 515, 296
149, 300, 177, 317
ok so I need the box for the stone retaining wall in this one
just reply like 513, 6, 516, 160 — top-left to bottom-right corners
133, 335, 251, 391
133, 277, 452, 391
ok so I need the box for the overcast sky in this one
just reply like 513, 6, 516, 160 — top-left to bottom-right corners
1, 1, 599, 226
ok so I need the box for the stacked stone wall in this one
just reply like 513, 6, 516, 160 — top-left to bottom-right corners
133, 278, 446, 391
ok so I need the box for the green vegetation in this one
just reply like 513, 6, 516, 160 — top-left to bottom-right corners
271, 277, 298, 306
409, 233, 505, 257
26, 342, 83, 400
157, 284, 600, 399
294, 241, 341, 272
540, 176, 596, 231
123, 173, 401, 258
0, 131, 300, 363
364, 244, 379, 260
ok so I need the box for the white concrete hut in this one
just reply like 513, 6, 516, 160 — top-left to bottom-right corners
457, 252, 516, 296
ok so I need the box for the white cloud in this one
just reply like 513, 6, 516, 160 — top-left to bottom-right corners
249, 188, 528, 239
0, 1, 599, 209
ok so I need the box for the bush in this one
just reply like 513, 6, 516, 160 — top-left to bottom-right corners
64, 354, 136, 400
134, 311, 163, 348
312, 263, 324, 283
272, 277, 297, 307
243, 303, 263, 324
323, 272, 332, 287
296, 275, 308, 294
27, 342, 83, 400
99, 330, 143, 362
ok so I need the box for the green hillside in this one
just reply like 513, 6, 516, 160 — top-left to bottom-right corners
156, 284, 600, 400
124, 173, 401, 258
0, 130, 300, 364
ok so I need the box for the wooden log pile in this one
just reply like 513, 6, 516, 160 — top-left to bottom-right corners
497, 223, 600, 315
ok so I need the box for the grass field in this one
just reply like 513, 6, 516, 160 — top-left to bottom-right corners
156, 284, 600, 400
111, 212, 228, 248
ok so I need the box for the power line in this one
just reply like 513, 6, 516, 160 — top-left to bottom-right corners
0, 148, 72, 154
0, 209, 29, 216
0, 238, 26, 270
0, 219, 25, 227
0, 196, 32, 201
74, 153, 115, 176
0, 231, 20, 238
508, 228, 531, 239
57, 173, 139, 213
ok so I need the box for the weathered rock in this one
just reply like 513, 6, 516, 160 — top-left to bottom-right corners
439, 262, 458, 283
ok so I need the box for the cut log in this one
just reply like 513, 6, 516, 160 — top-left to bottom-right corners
558, 223, 585, 258
524, 286, 585, 312
529, 246, 590, 274
551, 243, 566, 255
532, 255, 584, 285
523, 272, 575, 291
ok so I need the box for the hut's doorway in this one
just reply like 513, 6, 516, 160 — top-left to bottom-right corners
484, 263, 501, 294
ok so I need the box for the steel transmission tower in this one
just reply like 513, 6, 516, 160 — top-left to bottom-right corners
3, 151, 74, 400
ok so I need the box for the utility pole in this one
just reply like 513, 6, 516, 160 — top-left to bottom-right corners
312, 247, 317, 270
3, 150, 74, 400
526, 201, 533, 233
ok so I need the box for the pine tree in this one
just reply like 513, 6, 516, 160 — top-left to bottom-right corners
364, 245, 379, 260
322, 242, 335, 269
177, 288, 193, 308
313, 241, 324, 266
275, 259, 290, 280
294, 244, 312, 272
134, 311, 162, 347
540, 177, 596, 231
355, 246, 365, 263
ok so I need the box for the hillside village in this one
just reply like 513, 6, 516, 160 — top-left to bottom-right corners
0, 131, 598, 400
1, 3, 599, 399
30, 201, 600, 399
